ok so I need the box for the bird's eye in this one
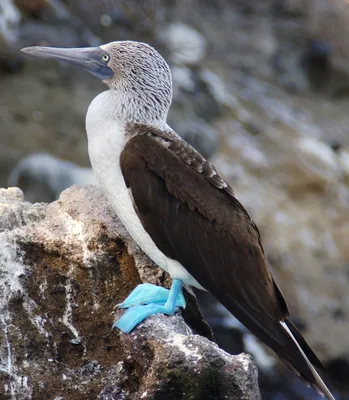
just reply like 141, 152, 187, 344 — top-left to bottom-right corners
102, 54, 110, 62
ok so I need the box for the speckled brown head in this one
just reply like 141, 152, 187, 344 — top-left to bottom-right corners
100, 41, 171, 97
21, 41, 173, 124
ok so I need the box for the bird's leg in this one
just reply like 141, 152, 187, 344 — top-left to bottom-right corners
113, 279, 185, 333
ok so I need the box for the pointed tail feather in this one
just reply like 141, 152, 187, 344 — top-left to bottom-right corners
212, 290, 334, 398
285, 319, 324, 370
280, 321, 335, 400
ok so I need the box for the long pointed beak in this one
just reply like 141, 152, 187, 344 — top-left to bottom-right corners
21, 46, 114, 81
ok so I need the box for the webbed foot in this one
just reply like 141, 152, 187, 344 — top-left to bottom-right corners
113, 279, 185, 333
116, 283, 185, 308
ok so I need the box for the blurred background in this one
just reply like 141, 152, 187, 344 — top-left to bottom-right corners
1, 0, 349, 398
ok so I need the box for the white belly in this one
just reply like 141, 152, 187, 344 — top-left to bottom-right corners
86, 93, 204, 289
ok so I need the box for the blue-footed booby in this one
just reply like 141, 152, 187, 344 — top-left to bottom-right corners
21, 41, 335, 400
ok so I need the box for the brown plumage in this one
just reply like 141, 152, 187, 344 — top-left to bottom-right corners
121, 124, 330, 398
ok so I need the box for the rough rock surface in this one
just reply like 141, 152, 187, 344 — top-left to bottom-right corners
0, 186, 260, 400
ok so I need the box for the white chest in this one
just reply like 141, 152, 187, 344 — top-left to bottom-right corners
85, 91, 203, 289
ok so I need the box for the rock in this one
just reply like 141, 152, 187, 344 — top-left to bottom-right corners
0, 185, 261, 400
173, 119, 219, 160
114, 314, 260, 400
19, 21, 83, 48
64, 0, 161, 41
8, 152, 96, 202
292, 136, 341, 187
0, 187, 46, 230
307, 0, 349, 74
158, 22, 206, 65
338, 148, 349, 182
286, 0, 349, 86
0, 0, 21, 54
13, 0, 47, 14
200, 69, 240, 111
171, 65, 195, 92
266, 136, 342, 190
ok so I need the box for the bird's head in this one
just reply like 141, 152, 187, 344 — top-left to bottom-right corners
21, 41, 173, 124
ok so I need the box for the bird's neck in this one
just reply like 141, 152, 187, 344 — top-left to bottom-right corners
86, 89, 168, 131
86, 89, 171, 195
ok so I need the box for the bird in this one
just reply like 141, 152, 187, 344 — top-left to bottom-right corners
21, 41, 335, 400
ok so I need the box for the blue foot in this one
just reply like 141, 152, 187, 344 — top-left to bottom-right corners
116, 283, 185, 308
113, 279, 185, 333
114, 303, 179, 333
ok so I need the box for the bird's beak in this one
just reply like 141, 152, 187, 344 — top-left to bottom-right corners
20, 46, 114, 81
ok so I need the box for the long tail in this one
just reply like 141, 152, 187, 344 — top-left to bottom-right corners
280, 320, 335, 400
213, 288, 335, 398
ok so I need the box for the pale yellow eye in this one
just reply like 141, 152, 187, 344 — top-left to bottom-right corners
102, 54, 110, 62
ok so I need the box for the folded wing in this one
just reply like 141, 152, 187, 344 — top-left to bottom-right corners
120, 132, 331, 397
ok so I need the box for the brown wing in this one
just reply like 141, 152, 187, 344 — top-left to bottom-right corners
121, 134, 287, 317
120, 132, 323, 381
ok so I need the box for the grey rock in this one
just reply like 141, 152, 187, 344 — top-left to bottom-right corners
174, 119, 219, 160
0, 0, 21, 49
158, 22, 206, 65
19, 21, 82, 48
0, 185, 261, 400
8, 152, 96, 203
0, 187, 46, 231
98, 385, 128, 400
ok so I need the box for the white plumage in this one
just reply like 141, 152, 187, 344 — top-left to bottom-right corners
86, 90, 204, 289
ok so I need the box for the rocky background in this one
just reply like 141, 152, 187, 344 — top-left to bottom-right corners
1, 0, 349, 399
